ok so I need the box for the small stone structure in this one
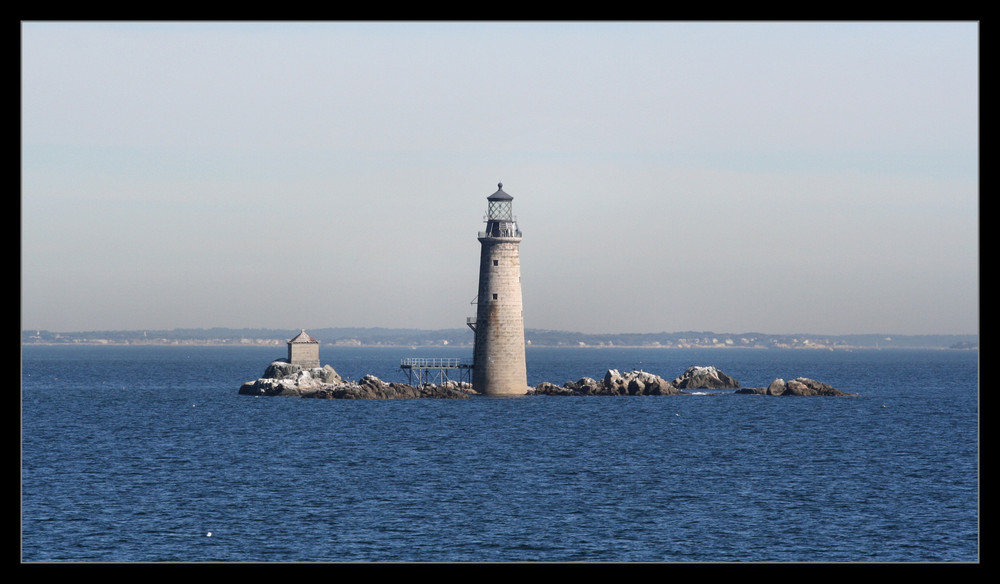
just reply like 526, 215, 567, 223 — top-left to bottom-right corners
287, 329, 320, 368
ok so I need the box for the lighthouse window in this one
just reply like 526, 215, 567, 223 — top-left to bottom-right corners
492, 294, 498, 300
493, 260, 498, 266
488, 200, 513, 221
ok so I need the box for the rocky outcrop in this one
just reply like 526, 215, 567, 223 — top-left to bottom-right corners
239, 361, 474, 399
532, 366, 853, 397
735, 377, 857, 397
261, 359, 342, 383
303, 375, 472, 399
531, 369, 682, 396
671, 365, 740, 389
241, 360, 854, 399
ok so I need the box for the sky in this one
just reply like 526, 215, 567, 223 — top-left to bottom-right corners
21, 21, 979, 336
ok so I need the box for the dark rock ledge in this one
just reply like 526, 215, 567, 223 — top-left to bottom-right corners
239, 361, 855, 399
735, 377, 858, 397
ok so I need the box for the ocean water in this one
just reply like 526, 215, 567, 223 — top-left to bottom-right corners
21, 345, 979, 562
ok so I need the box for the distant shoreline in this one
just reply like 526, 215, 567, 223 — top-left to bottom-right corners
20, 328, 978, 351
20, 341, 977, 351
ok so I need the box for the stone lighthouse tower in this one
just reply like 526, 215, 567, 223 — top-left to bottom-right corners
471, 182, 528, 396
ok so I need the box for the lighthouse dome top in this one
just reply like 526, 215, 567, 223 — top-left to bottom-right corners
487, 182, 513, 201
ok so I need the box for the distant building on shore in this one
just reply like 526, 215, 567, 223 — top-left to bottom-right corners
288, 329, 320, 368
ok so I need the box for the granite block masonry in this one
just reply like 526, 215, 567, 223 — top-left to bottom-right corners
287, 329, 320, 368
470, 183, 528, 396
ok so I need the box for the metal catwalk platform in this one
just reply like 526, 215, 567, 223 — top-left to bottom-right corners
399, 357, 473, 385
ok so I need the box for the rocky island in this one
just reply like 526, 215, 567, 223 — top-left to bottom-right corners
238, 360, 473, 399
736, 377, 858, 396
239, 361, 856, 399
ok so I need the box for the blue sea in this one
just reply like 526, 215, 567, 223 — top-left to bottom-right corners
21, 345, 979, 563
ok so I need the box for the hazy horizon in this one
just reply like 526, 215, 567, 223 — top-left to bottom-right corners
21, 22, 979, 336
20, 324, 979, 338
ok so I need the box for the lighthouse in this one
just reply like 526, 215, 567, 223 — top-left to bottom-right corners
470, 182, 528, 396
